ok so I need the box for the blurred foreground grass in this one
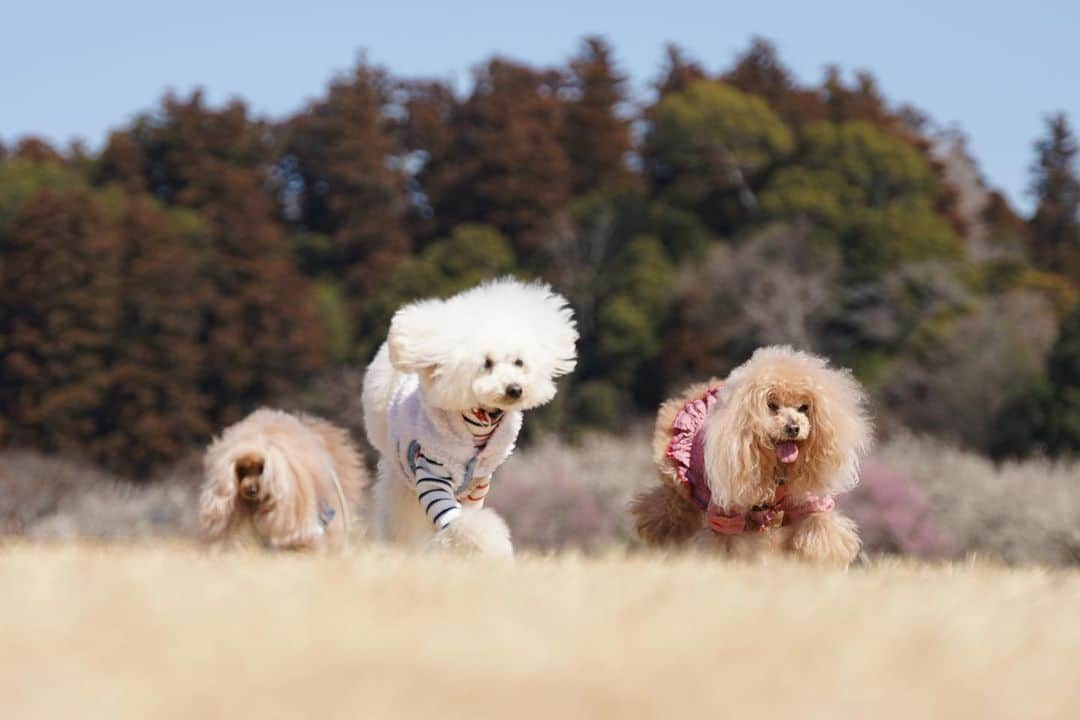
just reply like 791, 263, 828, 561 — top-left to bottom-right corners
3, 543, 1078, 719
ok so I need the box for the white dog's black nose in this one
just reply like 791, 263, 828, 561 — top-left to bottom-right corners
504, 383, 522, 400
785, 424, 800, 438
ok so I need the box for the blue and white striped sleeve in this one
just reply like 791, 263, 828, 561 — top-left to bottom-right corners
412, 450, 460, 529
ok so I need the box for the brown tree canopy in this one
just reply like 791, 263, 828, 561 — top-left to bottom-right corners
282, 61, 411, 298
0, 187, 121, 459
562, 36, 638, 196
96, 91, 327, 428
1, 35, 1073, 469
419, 58, 571, 257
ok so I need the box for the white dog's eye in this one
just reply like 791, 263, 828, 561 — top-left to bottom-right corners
767, 401, 779, 413
513, 359, 524, 368
798, 404, 810, 414
483, 357, 494, 371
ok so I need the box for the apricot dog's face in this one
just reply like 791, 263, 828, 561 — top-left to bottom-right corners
235, 455, 266, 503
762, 388, 812, 464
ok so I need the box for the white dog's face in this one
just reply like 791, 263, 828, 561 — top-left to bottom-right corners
387, 279, 578, 412
471, 349, 548, 411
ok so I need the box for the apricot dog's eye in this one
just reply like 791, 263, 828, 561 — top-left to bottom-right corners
798, 404, 810, 414
483, 357, 494, 370
513, 358, 524, 368
767, 401, 779, 413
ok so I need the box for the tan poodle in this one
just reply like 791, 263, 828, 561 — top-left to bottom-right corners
200, 408, 368, 551
632, 346, 872, 565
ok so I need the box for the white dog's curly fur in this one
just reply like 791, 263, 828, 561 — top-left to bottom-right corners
362, 278, 577, 556
200, 408, 367, 551
632, 346, 872, 566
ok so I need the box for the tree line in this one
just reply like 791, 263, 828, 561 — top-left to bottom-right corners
1, 36, 1078, 475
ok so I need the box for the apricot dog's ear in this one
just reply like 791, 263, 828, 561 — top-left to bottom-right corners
801, 364, 873, 495
701, 370, 770, 511
199, 439, 239, 539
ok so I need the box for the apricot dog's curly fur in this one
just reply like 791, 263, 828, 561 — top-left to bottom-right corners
632, 346, 872, 565
200, 409, 368, 551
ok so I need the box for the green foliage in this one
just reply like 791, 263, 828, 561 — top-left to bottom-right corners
991, 303, 1080, 457
761, 122, 963, 278
587, 235, 675, 398
312, 281, 355, 364
0, 159, 88, 228
4, 36, 1074, 467
990, 379, 1057, 458
356, 224, 518, 360
565, 380, 626, 433
566, 190, 714, 263
1028, 113, 1080, 280
647, 80, 794, 227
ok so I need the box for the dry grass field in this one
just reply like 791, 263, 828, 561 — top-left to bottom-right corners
3, 542, 1078, 720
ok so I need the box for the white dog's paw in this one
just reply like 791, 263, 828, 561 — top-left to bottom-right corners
427, 508, 513, 558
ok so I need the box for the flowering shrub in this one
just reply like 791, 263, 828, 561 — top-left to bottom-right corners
841, 458, 954, 558
4, 430, 1079, 565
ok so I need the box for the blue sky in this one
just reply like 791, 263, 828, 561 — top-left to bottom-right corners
3, 1, 1077, 213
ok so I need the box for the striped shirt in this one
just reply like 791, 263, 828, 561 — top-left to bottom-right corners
411, 408, 503, 529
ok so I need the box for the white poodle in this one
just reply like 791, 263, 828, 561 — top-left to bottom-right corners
362, 278, 578, 556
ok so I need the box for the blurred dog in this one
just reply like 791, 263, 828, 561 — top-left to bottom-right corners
200, 408, 367, 551
362, 278, 577, 556
632, 346, 872, 565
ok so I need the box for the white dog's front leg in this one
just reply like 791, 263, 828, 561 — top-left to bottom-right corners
427, 507, 513, 558
373, 462, 443, 549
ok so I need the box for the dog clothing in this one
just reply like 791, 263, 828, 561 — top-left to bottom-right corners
666, 385, 835, 534
387, 374, 523, 529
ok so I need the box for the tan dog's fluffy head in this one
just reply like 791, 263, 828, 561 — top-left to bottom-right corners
702, 346, 872, 510
386, 278, 578, 412
199, 409, 353, 549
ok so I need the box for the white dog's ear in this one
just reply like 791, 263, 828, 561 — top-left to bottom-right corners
538, 288, 578, 377
388, 299, 447, 374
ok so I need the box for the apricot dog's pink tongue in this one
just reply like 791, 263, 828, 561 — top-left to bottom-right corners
776, 441, 799, 464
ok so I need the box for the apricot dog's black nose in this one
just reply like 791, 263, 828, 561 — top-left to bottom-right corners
505, 384, 523, 399
244, 485, 259, 498
785, 424, 800, 438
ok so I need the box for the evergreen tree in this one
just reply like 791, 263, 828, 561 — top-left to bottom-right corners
98, 92, 326, 426
282, 60, 411, 298
12, 138, 64, 165
654, 44, 706, 97
1029, 113, 1080, 278
422, 59, 571, 258
645, 79, 794, 232
992, 302, 1080, 457
723, 37, 826, 130
562, 36, 637, 196
0, 187, 121, 457
760, 121, 962, 278
93, 197, 213, 473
